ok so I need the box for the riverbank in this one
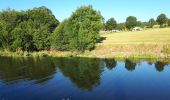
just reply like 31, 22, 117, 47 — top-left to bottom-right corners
0, 28, 170, 59
0, 50, 170, 59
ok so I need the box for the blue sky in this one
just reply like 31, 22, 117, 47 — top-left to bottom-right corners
0, 0, 170, 23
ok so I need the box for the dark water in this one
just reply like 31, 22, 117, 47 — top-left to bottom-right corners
0, 57, 170, 100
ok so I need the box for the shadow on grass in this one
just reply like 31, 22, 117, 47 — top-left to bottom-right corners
96, 37, 106, 43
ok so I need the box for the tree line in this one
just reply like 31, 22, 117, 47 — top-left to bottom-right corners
0, 6, 59, 51
0, 5, 170, 52
105, 13, 170, 31
0, 6, 103, 51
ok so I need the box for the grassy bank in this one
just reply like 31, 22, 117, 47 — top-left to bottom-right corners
0, 28, 170, 58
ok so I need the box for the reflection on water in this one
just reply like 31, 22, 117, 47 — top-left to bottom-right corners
0, 57, 170, 100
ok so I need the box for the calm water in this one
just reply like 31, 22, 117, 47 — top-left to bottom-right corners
0, 57, 170, 100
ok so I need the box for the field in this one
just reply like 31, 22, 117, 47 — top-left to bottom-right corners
90, 28, 170, 58
100, 28, 170, 45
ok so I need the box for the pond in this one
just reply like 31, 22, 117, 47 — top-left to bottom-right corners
0, 57, 170, 100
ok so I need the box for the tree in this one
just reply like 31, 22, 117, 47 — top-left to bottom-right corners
148, 18, 157, 28
116, 23, 126, 30
67, 5, 103, 51
0, 6, 59, 51
0, 9, 21, 49
105, 18, 117, 30
156, 13, 168, 26
51, 20, 70, 50
125, 16, 137, 29
26, 6, 59, 50
52, 5, 103, 51
168, 19, 170, 26
11, 26, 35, 51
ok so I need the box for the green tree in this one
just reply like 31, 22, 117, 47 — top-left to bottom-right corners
105, 18, 117, 30
156, 13, 168, 27
0, 9, 21, 49
168, 19, 170, 26
148, 18, 157, 28
53, 5, 103, 51
51, 20, 70, 50
26, 6, 59, 50
68, 5, 103, 51
11, 27, 35, 51
116, 23, 126, 30
0, 20, 7, 48
125, 16, 137, 29
0, 6, 59, 51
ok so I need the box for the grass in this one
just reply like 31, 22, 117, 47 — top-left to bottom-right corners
91, 28, 170, 58
0, 28, 170, 58
99, 28, 170, 45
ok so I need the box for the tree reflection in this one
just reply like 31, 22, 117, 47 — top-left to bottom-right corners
155, 61, 168, 72
1, 56, 170, 91
105, 59, 117, 70
0, 57, 56, 84
53, 57, 103, 91
125, 59, 136, 71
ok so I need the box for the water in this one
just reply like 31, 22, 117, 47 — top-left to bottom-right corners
0, 57, 170, 100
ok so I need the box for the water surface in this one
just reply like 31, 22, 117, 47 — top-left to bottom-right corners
0, 57, 170, 100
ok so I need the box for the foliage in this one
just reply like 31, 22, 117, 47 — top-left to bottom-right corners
0, 9, 20, 49
105, 18, 117, 30
148, 18, 157, 28
156, 13, 168, 27
125, 16, 137, 29
168, 19, 170, 26
11, 27, 35, 51
52, 5, 103, 51
51, 20, 69, 50
116, 23, 126, 30
0, 7, 59, 51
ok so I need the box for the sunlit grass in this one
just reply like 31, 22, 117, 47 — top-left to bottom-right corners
100, 28, 170, 44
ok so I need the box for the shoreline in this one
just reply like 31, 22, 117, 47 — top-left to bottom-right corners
0, 50, 170, 59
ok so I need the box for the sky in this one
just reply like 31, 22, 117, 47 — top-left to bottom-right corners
0, 0, 170, 23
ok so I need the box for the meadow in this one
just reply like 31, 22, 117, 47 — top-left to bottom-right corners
91, 28, 170, 58
100, 28, 170, 45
